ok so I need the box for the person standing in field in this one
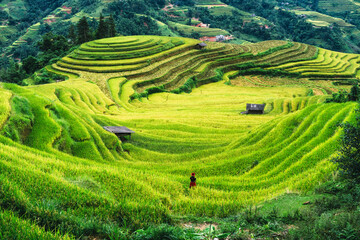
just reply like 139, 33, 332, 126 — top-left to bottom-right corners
190, 172, 196, 188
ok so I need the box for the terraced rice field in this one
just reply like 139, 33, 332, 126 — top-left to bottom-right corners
11, 23, 40, 48
167, 21, 230, 37
0, 35, 360, 238
268, 47, 360, 81
291, 10, 354, 27
319, 0, 360, 13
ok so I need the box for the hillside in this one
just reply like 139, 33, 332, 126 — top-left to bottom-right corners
0, 35, 359, 238
2, 0, 360, 70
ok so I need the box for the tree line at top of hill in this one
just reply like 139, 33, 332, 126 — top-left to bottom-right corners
72, 14, 117, 45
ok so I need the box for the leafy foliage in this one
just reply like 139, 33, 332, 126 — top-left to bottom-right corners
1, 96, 34, 143
326, 85, 360, 103
77, 16, 92, 44
95, 14, 108, 40
332, 105, 360, 183
38, 32, 70, 53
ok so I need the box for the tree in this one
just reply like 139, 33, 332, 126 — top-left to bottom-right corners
22, 56, 40, 74
107, 14, 117, 37
0, 60, 26, 84
38, 22, 52, 35
190, 32, 200, 39
329, 90, 349, 103
95, 14, 108, 39
38, 32, 69, 53
333, 105, 360, 183
187, 8, 193, 25
348, 84, 360, 102
77, 16, 91, 44
175, 0, 195, 6
68, 24, 76, 44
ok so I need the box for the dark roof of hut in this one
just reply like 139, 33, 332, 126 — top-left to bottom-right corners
246, 104, 266, 111
103, 126, 135, 134
198, 42, 207, 47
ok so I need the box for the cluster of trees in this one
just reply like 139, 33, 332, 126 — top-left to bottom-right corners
0, 10, 9, 21
106, 1, 163, 36
335, 103, 360, 183
0, 13, 117, 85
114, 13, 161, 36
175, 0, 195, 6
70, 15, 116, 44
107, 0, 166, 14
0, 31, 72, 84
326, 84, 360, 103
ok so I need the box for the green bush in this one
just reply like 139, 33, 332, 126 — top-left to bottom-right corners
332, 104, 360, 182
1, 96, 34, 143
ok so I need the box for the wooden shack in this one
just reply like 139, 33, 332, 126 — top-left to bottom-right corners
196, 42, 207, 49
241, 104, 266, 114
103, 126, 135, 140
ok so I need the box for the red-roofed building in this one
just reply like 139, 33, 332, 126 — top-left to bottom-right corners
44, 18, 57, 24
195, 23, 210, 28
199, 36, 217, 42
199, 35, 234, 42
61, 6, 72, 14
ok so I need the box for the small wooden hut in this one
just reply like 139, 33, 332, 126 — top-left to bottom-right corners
241, 104, 266, 114
196, 42, 207, 49
103, 126, 135, 140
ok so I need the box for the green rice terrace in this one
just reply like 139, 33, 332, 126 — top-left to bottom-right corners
1, 35, 360, 238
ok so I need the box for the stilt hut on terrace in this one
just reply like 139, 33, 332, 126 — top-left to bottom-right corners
103, 126, 135, 140
196, 42, 207, 49
241, 104, 266, 114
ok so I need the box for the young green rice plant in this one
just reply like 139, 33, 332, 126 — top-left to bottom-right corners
0, 208, 74, 240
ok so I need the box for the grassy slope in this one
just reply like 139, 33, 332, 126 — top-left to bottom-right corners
291, 10, 354, 27
0, 36, 359, 238
319, 0, 360, 13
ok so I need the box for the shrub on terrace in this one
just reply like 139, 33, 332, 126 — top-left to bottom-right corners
326, 84, 360, 103
332, 104, 360, 183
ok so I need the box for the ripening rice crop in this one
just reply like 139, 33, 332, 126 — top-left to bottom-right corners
0, 35, 359, 239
